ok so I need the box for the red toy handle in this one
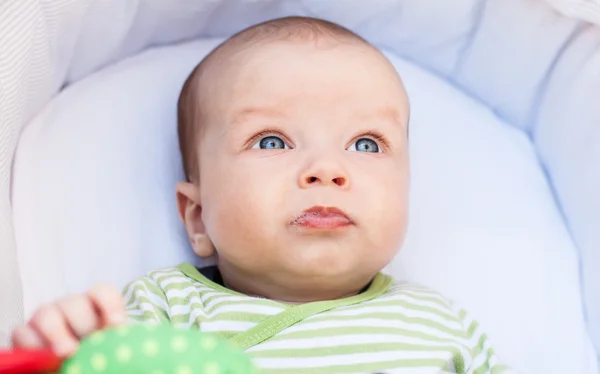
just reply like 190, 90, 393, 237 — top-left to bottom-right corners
0, 349, 62, 374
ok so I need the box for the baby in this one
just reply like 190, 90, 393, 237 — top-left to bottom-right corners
12, 16, 513, 373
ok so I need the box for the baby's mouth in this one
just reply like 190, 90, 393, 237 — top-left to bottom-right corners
291, 206, 353, 230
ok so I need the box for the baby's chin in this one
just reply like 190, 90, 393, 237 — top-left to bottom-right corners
282, 242, 389, 279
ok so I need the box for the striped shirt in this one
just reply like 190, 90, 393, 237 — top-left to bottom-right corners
123, 263, 513, 374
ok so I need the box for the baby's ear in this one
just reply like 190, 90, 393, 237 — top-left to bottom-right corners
175, 182, 215, 258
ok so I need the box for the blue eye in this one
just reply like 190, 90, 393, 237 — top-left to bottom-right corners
348, 138, 380, 153
253, 136, 288, 150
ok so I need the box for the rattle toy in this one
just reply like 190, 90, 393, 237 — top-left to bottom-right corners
0, 324, 258, 374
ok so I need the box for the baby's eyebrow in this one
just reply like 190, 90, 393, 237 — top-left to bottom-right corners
354, 107, 407, 131
229, 106, 287, 126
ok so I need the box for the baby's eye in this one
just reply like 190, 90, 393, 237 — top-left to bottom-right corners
347, 138, 381, 153
252, 135, 290, 150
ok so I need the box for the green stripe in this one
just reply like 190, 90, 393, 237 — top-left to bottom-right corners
159, 280, 210, 293
467, 321, 480, 339
127, 310, 168, 323
260, 358, 450, 374
454, 353, 466, 373
157, 297, 200, 308
212, 330, 243, 340
382, 290, 453, 310
149, 270, 183, 283
186, 312, 268, 323
491, 364, 512, 373
250, 342, 463, 358
169, 310, 268, 325
204, 299, 284, 314
393, 284, 442, 293
394, 285, 451, 299
302, 314, 465, 337
137, 279, 168, 299
160, 295, 282, 315
169, 290, 228, 308
314, 299, 460, 323
201, 293, 241, 306
270, 326, 471, 351
155, 276, 215, 295
171, 313, 196, 325
159, 281, 202, 292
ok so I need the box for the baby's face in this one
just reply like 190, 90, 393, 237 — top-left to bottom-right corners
194, 41, 409, 299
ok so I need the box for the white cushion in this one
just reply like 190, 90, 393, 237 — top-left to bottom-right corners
12, 39, 598, 374
533, 29, 600, 353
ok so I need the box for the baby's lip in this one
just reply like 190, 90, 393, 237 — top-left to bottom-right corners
291, 206, 353, 229
303, 206, 350, 218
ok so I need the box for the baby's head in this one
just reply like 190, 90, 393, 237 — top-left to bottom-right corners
176, 16, 410, 302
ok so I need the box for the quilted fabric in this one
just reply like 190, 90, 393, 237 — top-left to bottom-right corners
1, 0, 599, 359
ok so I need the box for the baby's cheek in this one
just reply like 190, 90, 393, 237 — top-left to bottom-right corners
384, 193, 409, 241
365, 181, 408, 248
207, 180, 279, 246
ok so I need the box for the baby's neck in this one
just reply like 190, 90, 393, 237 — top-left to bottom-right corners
217, 261, 373, 303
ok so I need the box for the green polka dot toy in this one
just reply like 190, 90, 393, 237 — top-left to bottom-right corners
60, 324, 259, 374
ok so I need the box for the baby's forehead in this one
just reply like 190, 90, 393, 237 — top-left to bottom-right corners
203, 40, 405, 98
194, 42, 409, 139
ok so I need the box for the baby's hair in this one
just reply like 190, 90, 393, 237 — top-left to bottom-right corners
177, 16, 374, 183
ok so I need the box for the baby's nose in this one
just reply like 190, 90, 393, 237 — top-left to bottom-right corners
298, 158, 350, 189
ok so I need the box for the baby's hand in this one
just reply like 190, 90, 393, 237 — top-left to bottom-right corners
11, 284, 126, 357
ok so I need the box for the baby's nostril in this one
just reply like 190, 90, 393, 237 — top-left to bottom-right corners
308, 176, 318, 183
333, 177, 346, 186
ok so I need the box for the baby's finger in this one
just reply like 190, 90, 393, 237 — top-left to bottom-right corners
57, 295, 100, 339
11, 324, 45, 349
29, 305, 78, 357
87, 284, 126, 327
